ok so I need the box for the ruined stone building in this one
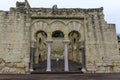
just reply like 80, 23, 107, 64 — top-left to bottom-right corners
0, 0, 120, 73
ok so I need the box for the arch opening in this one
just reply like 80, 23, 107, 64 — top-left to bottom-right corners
52, 30, 64, 38
35, 30, 47, 39
34, 30, 47, 65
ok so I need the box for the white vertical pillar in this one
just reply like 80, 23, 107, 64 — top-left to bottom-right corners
63, 40, 70, 71
46, 40, 53, 71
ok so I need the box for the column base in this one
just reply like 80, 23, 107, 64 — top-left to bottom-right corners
46, 69, 51, 72
30, 69, 34, 72
64, 69, 69, 72
81, 68, 86, 73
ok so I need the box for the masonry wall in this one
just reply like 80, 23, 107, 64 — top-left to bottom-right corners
102, 24, 120, 72
0, 1, 120, 73
85, 11, 105, 72
85, 11, 120, 73
0, 10, 30, 73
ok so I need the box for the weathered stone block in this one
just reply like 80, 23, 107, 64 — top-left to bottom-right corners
16, 63, 25, 68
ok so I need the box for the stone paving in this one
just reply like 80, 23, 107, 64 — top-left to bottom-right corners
0, 73, 120, 80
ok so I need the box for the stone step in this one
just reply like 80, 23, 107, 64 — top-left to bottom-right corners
0, 73, 120, 80
31, 71, 83, 74
33, 60, 82, 72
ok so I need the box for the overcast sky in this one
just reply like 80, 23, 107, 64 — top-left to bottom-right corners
0, 0, 119, 34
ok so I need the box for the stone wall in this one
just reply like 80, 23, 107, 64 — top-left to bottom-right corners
0, 1, 119, 73
0, 10, 30, 73
85, 11, 120, 73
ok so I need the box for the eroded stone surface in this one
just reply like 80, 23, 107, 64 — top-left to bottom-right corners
0, 1, 119, 73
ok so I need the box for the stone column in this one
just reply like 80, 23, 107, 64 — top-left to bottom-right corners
63, 40, 70, 71
46, 40, 53, 71
30, 41, 36, 71
81, 47, 86, 72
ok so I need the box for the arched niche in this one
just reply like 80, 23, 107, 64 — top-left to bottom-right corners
67, 21, 82, 33
35, 30, 47, 40
68, 31, 80, 43
68, 31, 81, 62
67, 21, 84, 42
48, 21, 66, 34
31, 21, 48, 41
34, 30, 47, 64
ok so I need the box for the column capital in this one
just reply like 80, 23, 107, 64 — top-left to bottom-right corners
64, 34, 69, 40
46, 40, 53, 43
62, 40, 70, 44
47, 32, 52, 40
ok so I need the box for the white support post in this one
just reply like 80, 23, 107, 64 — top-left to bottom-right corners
46, 40, 53, 71
63, 40, 70, 71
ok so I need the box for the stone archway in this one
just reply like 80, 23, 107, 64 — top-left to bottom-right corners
30, 20, 83, 72
68, 31, 82, 71
33, 31, 48, 71
34, 31, 47, 64
30, 21, 48, 71
51, 30, 64, 71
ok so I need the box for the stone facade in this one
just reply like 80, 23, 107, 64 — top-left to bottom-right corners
0, 0, 120, 73
118, 38, 120, 55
